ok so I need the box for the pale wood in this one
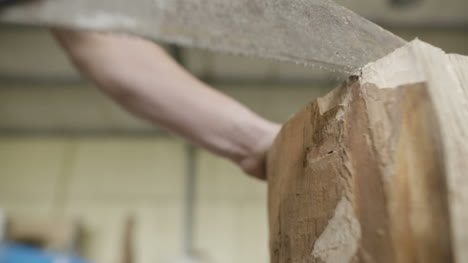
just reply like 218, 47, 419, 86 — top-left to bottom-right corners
267, 40, 468, 263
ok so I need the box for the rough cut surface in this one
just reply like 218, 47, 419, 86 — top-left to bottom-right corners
0, 0, 404, 73
267, 40, 468, 263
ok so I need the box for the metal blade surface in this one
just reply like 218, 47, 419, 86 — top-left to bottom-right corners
0, 0, 406, 73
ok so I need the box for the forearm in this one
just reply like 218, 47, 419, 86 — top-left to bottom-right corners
53, 29, 278, 165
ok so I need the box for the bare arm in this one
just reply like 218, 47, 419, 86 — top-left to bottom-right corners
53, 29, 280, 179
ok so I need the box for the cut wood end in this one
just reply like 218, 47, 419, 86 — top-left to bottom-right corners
268, 39, 468, 263
311, 197, 361, 263
360, 39, 443, 89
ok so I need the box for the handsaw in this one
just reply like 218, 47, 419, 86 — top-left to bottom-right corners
0, 0, 406, 73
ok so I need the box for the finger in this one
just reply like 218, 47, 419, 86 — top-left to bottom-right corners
243, 159, 267, 181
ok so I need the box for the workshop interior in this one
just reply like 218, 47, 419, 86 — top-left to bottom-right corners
0, 0, 467, 263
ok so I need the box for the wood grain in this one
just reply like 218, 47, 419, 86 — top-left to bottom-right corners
267, 40, 467, 263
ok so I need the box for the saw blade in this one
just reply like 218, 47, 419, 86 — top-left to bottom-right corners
0, 0, 406, 73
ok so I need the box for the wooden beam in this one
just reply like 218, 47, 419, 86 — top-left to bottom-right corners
267, 40, 468, 263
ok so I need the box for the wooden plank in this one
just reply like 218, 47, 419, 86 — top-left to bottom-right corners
267, 40, 468, 263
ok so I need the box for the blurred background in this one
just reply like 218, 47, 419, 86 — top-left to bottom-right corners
0, 0, 467, 262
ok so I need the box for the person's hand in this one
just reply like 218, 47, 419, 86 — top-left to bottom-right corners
53, 29, 282, 181
238, 123, 281, 180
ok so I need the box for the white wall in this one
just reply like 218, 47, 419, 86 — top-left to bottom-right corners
0, 137, 275, 263
0, 137, 186, 263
